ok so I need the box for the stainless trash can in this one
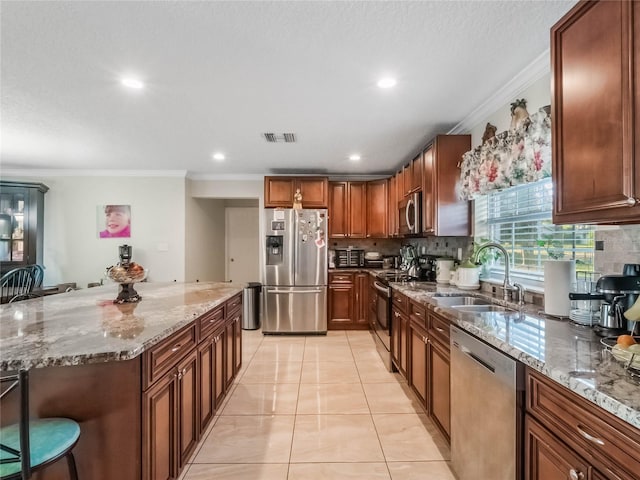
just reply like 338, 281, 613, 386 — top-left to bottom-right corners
242, 282, 262, 330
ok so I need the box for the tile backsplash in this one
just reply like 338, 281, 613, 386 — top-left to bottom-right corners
594, 226, 640, 275
331, 237, 473, 260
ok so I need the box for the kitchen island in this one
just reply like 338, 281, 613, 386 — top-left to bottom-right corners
0, 282, 244, 480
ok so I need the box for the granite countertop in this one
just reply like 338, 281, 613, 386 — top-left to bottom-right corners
387, 278, 640, 430
0, 282, 244, 371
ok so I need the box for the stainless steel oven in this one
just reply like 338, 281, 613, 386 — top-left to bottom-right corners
371, 279, 393, 371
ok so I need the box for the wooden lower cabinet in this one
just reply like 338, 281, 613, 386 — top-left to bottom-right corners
143, 293, 242, 480
407, 307, 451, 442
525, 415, 592, 480
391, 307, 409, 377
428, 338, 450, 440
143, 369, 178, 480
409, 320, 428, 406
328, 271, 368, 330
177, 349, 198, 468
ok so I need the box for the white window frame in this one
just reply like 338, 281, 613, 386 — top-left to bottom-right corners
473, 178, 595, 290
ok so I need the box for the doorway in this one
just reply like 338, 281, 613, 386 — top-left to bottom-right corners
225, 205, 260, 284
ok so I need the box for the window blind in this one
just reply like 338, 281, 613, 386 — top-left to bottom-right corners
474, 178, 594, 285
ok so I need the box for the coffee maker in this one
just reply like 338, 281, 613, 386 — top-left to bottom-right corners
594, 265, 640, 336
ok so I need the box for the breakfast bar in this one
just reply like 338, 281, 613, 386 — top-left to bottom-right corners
0, 282, 244, 480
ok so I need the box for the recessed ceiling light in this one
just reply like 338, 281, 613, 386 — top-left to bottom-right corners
120, 77, 145, 90
349, 154, 361, 161
212, 153, 225, 161
377, 77, 397, 89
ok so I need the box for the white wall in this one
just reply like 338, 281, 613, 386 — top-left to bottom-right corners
185, 181, 226, 282
1, 174, 186, 287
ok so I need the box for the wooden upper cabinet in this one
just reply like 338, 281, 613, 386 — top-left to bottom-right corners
297, 177, 329, 208
348, 182, 367, 238
422, 135, 471, 236
328, 181, 366, 238
328, 182, 348, 237
366, 179, 388, 238
388, 175, 397, 237
264, 176, 328, 208
402, 163, 412, 197
552, 0, 640, 224
411, 153, 423, 193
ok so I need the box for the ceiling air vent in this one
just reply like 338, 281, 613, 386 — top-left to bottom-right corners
263, 133, 297, 143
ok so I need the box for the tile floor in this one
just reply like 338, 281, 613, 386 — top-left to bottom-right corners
179, 329, 456, 480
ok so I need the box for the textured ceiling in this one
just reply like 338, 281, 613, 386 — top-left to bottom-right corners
0, 0, 576, 177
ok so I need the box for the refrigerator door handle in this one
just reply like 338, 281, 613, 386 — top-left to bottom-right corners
266, 289, 323, 294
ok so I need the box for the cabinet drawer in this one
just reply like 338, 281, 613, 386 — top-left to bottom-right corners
392, 291, 408, 314
428, 313, 450, 347
409, 299, 427, 328
527, 369, 640, 480
144, 325, 197, 389
226, 293, 242, 313
198, 305, 225, 340
329, 272, 354, 284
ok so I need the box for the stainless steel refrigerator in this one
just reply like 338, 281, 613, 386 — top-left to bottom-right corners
262, 208, 327, 334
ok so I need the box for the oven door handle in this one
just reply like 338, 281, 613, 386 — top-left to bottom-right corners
373, 281, 390, 296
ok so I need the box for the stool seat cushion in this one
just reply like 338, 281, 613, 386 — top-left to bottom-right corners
0, 418, 80, 478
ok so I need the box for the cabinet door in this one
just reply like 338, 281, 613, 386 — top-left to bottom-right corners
422, 146, 435, 234
177, 349, 199, 468
525, 415, 591, 480
143, 370, 177, 480
388, 175, 397, 237
403, 163, 411, 197
264, 177, 295, 208
366, 179, 388, 238
197, 336, 215, 433
391, 308, 401, 370
428, 339, 450, 440
328, 182, 348, 238
225, 320, 235, 389
399, 313, 408, 377
354, 273, 369, 328
328, 283, 354, 329
297, 177, 328, 208
409, 322, 428, 406
348, 182, 367, 238
234, 313, 242, 375
411, 153, 423, 192
552, 0, 640, 224
214, 328, 226, 409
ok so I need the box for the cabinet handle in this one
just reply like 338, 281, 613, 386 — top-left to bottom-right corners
576, 424, 605, 446
210, 318, 216, 323
569, 469, 584, 480
171, 343, 182, 352
182, 368, 187, 375
178, 371, 183, 380
435, 326, 445, 333
626, 196, 639, 206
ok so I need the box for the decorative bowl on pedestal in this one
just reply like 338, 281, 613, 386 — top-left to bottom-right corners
105, 262, 147, 304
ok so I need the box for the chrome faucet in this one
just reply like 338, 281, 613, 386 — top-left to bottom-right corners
473, 242, 517, 302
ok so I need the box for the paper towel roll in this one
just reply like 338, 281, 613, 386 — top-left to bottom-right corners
544, 260, 576, 316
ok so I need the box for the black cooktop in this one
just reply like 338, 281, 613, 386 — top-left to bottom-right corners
376, 271, 410, 285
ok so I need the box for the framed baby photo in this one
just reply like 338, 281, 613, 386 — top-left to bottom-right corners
97, 204, 131, 238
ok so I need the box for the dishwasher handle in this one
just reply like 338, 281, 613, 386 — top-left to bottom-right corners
454, 342, 496, 374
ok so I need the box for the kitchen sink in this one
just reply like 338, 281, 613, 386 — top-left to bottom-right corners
432, 296, 491, 307
452, 305, 515, 313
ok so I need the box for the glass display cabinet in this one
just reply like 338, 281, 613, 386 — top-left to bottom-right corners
0, 181, 48, 274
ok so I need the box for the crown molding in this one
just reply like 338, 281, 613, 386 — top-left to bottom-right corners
187, 173, 265, 181
448, 49, 551, 135
0, 169, 188, 178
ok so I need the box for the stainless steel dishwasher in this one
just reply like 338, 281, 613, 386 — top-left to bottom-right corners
450, 325, 524, 480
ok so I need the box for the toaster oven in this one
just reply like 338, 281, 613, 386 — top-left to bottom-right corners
334, 248, 365, 268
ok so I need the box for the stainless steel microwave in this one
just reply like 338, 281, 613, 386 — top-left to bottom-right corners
398, 192, 421, 235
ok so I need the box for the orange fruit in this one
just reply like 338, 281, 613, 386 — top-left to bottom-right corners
617, 334, 637, 348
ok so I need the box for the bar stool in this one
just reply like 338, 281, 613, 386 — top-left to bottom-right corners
0, 370, 80, 480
